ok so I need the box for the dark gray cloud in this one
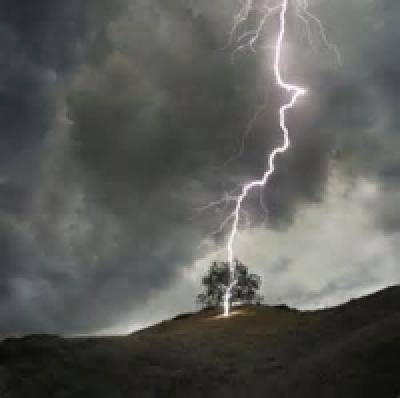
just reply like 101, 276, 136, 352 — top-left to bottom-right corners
0, 0, 399, 337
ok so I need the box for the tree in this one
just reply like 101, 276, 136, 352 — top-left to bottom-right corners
197, 259, 263, 308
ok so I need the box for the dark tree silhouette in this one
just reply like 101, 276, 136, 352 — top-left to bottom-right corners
197, 259, 263, 308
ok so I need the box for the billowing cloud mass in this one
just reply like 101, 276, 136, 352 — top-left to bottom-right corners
0, 0, 399, 337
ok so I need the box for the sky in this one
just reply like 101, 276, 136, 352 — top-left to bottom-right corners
0, 0, 399, 337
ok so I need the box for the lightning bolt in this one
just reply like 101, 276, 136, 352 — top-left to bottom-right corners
223, 0, 306, 317
192, 0, 340, 316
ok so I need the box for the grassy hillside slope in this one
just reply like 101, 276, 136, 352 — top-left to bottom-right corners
1, 286, 399, 397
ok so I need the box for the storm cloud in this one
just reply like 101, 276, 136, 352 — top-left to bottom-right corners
0, 0, 399, 336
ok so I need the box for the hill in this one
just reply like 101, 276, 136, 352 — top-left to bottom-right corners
0, 286, 399, 397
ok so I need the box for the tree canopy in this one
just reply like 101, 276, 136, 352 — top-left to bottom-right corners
197, 259, 262, 308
